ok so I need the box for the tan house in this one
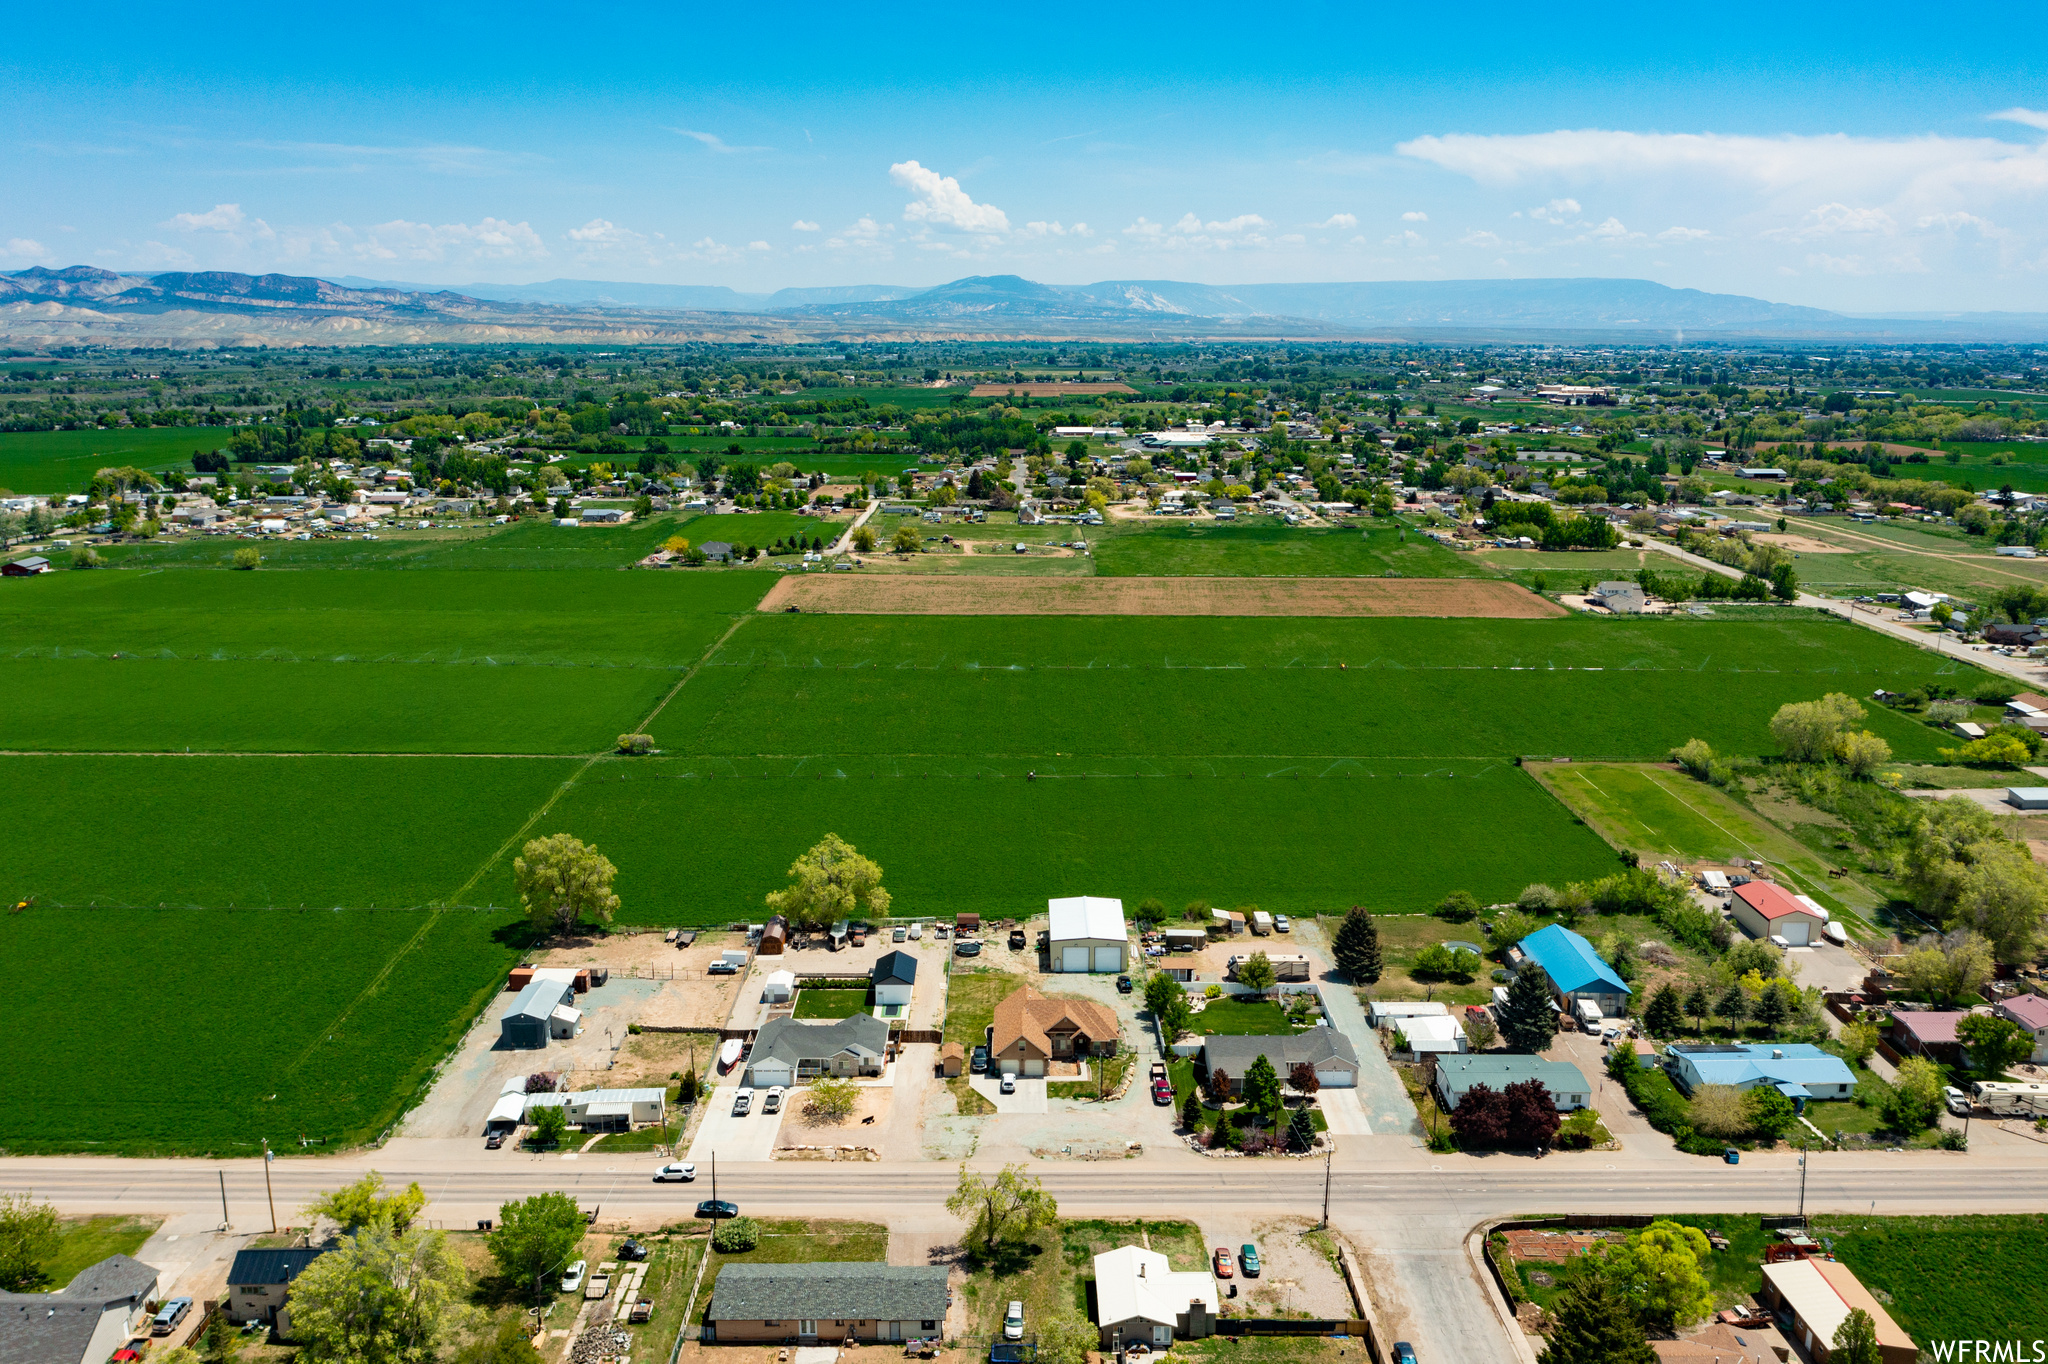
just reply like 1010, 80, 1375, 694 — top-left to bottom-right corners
990, 985, 1119, 1077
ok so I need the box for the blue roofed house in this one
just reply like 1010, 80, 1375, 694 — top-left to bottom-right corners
1516, 924, 1631, 1018
1664, 1043, 1856, 1112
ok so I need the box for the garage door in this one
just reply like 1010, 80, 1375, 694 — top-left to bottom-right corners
1092, 945, 1122, 973
1061, 946, 1092, 973
1783, 921, 1809, 945
1316, 1069, 1356, 1088
1024, 1059, 1044, 1077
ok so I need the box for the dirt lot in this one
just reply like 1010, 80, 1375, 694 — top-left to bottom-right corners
759, 575, 1564, 618
774, 1082, 892, 1155
1752, 531, 1852, 554
533, 931, 748, 1031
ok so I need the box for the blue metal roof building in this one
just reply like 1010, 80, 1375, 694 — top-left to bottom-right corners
1665, 1043, 1855, 1111
1517, 924, 1631, 1014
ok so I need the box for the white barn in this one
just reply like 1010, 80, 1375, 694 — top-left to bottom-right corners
1048, 896, 1128, 973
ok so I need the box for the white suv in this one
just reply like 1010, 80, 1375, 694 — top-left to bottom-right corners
1004, 1301, 1024, 1341
733, 1087, 754, 1116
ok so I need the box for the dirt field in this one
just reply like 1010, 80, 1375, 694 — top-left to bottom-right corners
774, 1083, 891, 1151
533, 931, 747, 1031
967, 381, 1136, 397
759, 575, 1564, 618
1752, 531, 1852, 554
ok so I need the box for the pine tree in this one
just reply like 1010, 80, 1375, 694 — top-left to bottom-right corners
1715, 984, 1750, 1034
1181, 1090, 1204, 1133
1545, 1274, 1656, 1364
1751, 980, 1792, 1032
1683, 984, 1710, 1035
1332, 905, 1383, 984
1287, 1105, 1317, 1153
1498, 962, 1559, 1054
1643, 985, 1683, 1038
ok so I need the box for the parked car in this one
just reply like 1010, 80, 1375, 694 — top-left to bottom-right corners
706, 960, 738, 976
1004, 1301, 1025, 1342
1274, 915, 1291, 933
1008, 928, 1027, 950
150, 1299, 192, 1336
560, 1262, 586, 1294
955, 939, 983, 957
1392, 1343, 1419, 1364
653, 1162, 697, 1182
971, 1045, 990, 1073
1152, 1082, 1174, 1106
733, 1087, 754, 1116
999, 1074, 1017, 1094
764, 1086, 785, 1114
1944, 1085, 1971, 1117
1212, 1247, 1233, 1278
1115, 975, 1133, 994
1239, 1244, 1261, 1277
619, 1240, 649, 1261
695, 1200, 740, 1219
1723, 1147, 1740, 1164
485, 1132, 505, 1149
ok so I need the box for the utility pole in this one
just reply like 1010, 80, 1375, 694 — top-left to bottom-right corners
218, 1171, 231, 1231
1321, 1146, 1333, 1229
1797, 1144, 1808, 1225
262, 1141, 278, 1233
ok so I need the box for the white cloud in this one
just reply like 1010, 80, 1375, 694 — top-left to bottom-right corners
1460, 229, 1504, 248
1022, 220, 1093, 238
352, 217, 548, 264
1991, 108, 2048, 132
888, 160, 1010, 234
1586, 216, 1636, 240
842, 216, 889, 240
164, 202, 276, 248
2, 237, 52, 262
1657, 226, 1712, 242
567, 218, 643, 246
1528, 198, 1581, 225
672, 129, 771, 154
1383, 229, 1428, 247
1761, 202, 1899, 243
1123, 217, 1165, 239
1122, 212, 1271, 252
1204, 214, 1267, 233
1916, 210, 2000, 235
1317, 213, 1359, 229
791, 220, 820, 231
748, 241, 770, 252
1401, 210, 1429, 222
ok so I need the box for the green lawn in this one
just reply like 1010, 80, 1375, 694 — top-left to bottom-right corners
1090, 522, 1486, 578
943, 970, 1020, 1115
33, 1216, 162, 1290
792, 988, 869, 1019
1808, 1213, 2048, 1344
693, 1219, 889, 1329
1193, 999, 1296, 1035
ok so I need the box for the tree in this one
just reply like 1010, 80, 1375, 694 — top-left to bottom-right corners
233, 546, 261, 570
946, 1163, 1057, 1259
890, 525, 921, 553
1287, 1061, 1321, 1101
1450, 1083, 1510, 1147
1744, 1085, 1798, 1140
1957, 1013, 2033, 1076
1893, 930, 1995, 1004
513, 833, 619, 936
527, 1104, 567, 1149
1241, 1054, 1285, 1127
1714, 983, 1749, 1032
1839, 1020, 1880, 1067
1900, 802, 2048, 962
1681, 984, 1710, 1034
1750, 979, 1791, 1032
291, 1218, 472, 1363
1498, 962, 1558, 1054
1670, 738, 1718, 781
1835, 730, 1892, 778
1156, 990, 1194, 1047
1436, 889, 1480, 922
1543, 1275, 1656, 1364
1465, 1010, 1498, 1050
1143, 972, 1180, 1023
764, 833, 890, 931
1181, 1090, 1204, 1132
1332, 905, 1382, 983
306, 1172, 427, 1234
1831, 1308, 1884, 1364
0, 1192, 59, 1290
1880, 1057, 1945, 1131
1236, 951, 1279, 997
1686, 1084, 1750, 1139
1203, 1065, 1231, 1104
486, 1193, 584, 1299
806, 1076, 859, 1122
1502, 1079, 1561, 1149
1769, 693, 1867, 763
1037, 1311, 1100, 1364
1486, 909, 1539, 960
1643, 985, 1683, 1038
452, 1314, 544, 1364
712, 1216, 759, 1252
1608, 1220, 1714, 1330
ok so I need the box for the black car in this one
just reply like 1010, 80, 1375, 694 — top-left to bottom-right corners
695, 1199, 740, 1219
618, 1239, 649, 1262
1392, 1343, 1418, 1364
1116, 975, 1133, 994
971, 1045, 990, 1073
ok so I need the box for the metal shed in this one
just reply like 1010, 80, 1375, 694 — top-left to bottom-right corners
502, 977, 575, 1049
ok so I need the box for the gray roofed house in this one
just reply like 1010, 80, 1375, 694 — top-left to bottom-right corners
701, 541, 735, 561
744, 1013, 889, 1089
705, 1262, 948, 1344
0, 1253, 159, 1364
1431, 1053, 1593, 1112
871, 950, 917, 1009
227, 1246, 330, 1336
1590, 581, 1648, 614
1199, 1027, 1360, 1091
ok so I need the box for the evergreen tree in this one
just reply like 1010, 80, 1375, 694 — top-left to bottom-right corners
1241, 1054, 1285, 1127
1181, 1090, 1204, 1133
1287, 1105, 1316, 1153
1682, 984, 1710, 1035
1715, 984, 1750, 1034
1544, 1274, 1656, 1364
1332, 905, 1382, 983
1498, 962, 1559, 1054
1751, 980, 1791, 1031
1643, 985, 1683, 1038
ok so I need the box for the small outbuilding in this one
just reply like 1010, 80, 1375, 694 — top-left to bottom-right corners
1047, 895, 1128, 973
871, 951, 917, 1008
939, 1042, 965, 1077
2007, 787, 2048, 810
226, 1248, 329, 1337
502, 975, 577, 1049
759, 916, 788, 955
1432, 1054, 1591, 1112
1730, 881, 1829, 946
2, 556, 51, 576
761, 969, 796, 1003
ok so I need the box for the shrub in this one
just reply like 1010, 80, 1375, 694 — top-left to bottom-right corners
616, 733, 654, 755
1554, 1107, 1611, 1150
1686, 1083, 1749, 1138
712, 1216, 759, 1252
233, 546, 260, 570
73, 547, 103, 569
1435, 890, 1480, 923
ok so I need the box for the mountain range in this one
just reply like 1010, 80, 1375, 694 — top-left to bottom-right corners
5, 265, 2046, 345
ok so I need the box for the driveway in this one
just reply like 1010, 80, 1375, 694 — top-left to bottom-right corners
969, 1076, 1048, 1114
1292, 919, 1421, 1138
685, 1083, 787, 1163
1788, 943, 1866, 993
1317, 1087, 1375, 1136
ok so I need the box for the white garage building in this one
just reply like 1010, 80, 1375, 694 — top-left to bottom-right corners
1048, 896, 1128, 974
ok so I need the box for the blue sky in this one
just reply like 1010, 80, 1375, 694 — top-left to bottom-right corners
4, 1, 2046, 312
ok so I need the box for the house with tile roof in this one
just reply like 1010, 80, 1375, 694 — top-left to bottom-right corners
990, 984, 1120, 1077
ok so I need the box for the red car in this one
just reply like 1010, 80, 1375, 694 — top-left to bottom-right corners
1213, 1246, 1234, 1278
1152, 1083, 1174, 1106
